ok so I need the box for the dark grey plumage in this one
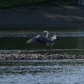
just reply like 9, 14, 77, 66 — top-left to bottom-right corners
26, 31, 59, 47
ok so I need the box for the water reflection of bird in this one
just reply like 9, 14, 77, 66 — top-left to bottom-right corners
26, 31, 59, 53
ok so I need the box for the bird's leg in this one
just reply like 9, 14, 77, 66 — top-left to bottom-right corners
51, 45, 52, 54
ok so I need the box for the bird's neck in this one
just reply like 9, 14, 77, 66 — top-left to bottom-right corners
46, 32, 48, 38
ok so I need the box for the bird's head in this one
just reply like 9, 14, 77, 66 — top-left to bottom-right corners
52, 34, 59, 40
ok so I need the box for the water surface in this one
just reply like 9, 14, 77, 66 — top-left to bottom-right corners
0, 27, 84, 54
0, 27, 84, 84
0, 59, 84, 84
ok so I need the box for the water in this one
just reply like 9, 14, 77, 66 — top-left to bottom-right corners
0, 27, 84, 54
0, 59, 84, 84
0, 27, 84, 84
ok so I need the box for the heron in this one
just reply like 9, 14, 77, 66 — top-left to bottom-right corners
26, 31, 59, 53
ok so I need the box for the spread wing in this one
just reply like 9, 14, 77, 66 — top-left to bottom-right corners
26, 35, 53, 46
26, 35, 41, 43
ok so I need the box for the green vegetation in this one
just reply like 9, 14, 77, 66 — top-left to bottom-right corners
0, 0, 78, 9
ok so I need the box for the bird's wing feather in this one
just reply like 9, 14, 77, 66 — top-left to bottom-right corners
26, 35, 53, 45
37, 36, 51, 45
26, 35, 40, 43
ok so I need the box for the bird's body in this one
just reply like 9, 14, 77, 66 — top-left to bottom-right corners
26, 31, 59, 53
26, 35, 54, 46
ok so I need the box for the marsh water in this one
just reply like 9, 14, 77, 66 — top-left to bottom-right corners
0, 59, 84, 84
0, 27, 84, 55
0, 27, 84, 84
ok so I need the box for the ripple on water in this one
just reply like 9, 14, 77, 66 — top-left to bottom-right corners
0, 49, 84, 54
0, 30, 84, 37
0, 59, 84, 84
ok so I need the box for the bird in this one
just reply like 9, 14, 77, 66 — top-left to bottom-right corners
26, 30, 59, 53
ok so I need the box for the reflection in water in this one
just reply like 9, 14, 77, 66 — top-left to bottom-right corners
0, 59, 84, 84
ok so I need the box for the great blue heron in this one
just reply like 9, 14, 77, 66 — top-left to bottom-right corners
26, 31, 59, 53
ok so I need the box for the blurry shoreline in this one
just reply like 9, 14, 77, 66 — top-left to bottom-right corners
0, 5, 84, 28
